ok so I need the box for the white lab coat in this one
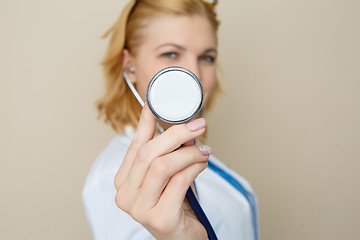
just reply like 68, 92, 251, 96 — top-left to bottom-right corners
82, 126, 259, 240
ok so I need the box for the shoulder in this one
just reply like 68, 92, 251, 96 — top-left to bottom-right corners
83, 127, 134, 194
82, 127, 153, 239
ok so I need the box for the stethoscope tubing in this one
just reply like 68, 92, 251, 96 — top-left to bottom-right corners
186, 186, 218, 240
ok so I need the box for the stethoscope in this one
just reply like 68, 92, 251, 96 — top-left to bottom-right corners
124, 66, 218, 240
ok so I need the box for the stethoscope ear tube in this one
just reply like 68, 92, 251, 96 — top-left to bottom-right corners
123, 70, 165, 133
123, 67, 217, 240
186, 187, 218, 240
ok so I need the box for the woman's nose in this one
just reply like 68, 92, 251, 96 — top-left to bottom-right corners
181, 59, 201, 80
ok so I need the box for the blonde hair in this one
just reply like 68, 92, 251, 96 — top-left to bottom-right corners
97, 0, 221, 133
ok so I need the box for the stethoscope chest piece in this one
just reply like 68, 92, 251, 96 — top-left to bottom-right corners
146, 66, 204, 124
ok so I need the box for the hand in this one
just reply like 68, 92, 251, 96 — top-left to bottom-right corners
114, 104, 211, 240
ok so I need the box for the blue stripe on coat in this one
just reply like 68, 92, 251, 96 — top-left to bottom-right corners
207, 159, 259, 240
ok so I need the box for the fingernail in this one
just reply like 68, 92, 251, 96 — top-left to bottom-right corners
198, 145, 212, 156
185, 118, 206, 131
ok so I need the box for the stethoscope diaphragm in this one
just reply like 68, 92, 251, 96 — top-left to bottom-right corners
146, 66, 204, 124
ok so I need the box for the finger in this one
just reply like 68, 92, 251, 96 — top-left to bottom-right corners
183, 138, 195, 147
126, 118, 206, 189
157, 161, 208, 210
115, 103, 157, 190
148, 118, 206, 156
135, 145, 210, 209
132, 103, 158, 147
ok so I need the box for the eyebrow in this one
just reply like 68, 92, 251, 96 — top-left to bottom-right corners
155, 43, 185, 51
155, 43, 217, 55
203, 48, 217, 55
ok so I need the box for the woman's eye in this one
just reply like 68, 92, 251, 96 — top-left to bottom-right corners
200, 55, 216, 63
161, 52, 178, 59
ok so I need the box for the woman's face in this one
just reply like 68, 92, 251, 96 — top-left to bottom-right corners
123, 14, 217, 105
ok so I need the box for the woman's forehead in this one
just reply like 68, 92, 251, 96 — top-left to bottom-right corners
139, 14, 216, 49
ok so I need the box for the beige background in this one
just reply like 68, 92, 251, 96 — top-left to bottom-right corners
1, 0, 359, 239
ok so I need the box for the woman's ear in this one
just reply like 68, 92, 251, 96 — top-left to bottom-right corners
122, 49, 136, 84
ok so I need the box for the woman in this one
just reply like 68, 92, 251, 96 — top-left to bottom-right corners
82, 0, 259, 239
